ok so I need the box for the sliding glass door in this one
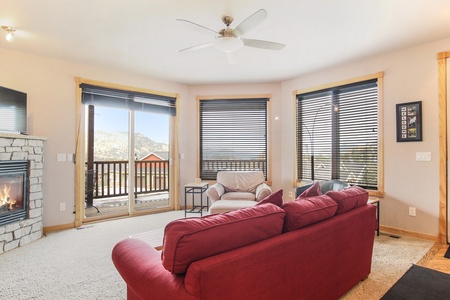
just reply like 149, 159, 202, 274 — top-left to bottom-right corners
76, 80, 177, 222
83, 105, 172, 219
133, 110, 170, 212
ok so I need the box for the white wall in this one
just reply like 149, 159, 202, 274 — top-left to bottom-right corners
0, 48, 187, 227
281, 38, 450, 237
1, 36, 449, 237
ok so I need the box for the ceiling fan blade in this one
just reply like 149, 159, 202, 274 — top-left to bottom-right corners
179, 42, 213, 53
242, 38, 285, 50
232, 9, 268, 37
176, 19, 219, 35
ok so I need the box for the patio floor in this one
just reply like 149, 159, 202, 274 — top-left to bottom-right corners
84, 192, 170, 218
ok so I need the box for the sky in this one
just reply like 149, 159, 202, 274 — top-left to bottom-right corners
93, 106, 169, 144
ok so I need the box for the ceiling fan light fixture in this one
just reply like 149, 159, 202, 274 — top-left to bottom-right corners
213, 37, 244, 53
2, 26, 16, 42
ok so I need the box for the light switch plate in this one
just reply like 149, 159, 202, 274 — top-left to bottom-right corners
57, 153, 67, 162
416, 152, 431, 161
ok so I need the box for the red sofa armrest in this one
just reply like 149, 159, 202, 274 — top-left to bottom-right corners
112, 239, 196, 300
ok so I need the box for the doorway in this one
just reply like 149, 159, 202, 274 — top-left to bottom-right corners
75, 79, 178, 224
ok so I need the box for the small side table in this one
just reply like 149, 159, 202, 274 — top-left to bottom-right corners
184, 182, 209, 217
368, 197, 381, 236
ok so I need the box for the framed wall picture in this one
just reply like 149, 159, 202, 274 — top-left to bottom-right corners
396, 101, 422, 142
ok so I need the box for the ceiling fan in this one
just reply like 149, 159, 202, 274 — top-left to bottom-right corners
177, 9, 285, 64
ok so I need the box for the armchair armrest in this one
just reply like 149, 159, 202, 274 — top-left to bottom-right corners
206, 183, 225, 203
112, 239, 195, 300
255, 183, 272, 201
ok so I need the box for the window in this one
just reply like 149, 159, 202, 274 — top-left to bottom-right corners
296, 77, 381, 190
199, 97, 269, 180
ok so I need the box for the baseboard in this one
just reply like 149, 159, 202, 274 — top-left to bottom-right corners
44, 208, 178, 233
43, 223, 75, 235
380, 225, 438, 242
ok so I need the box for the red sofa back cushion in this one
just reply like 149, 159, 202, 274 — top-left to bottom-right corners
162, 203, 285, 274
326, 186, 369, 215
281, 195, 338, 232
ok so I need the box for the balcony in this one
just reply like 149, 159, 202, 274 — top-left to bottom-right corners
85, 160, 169, 217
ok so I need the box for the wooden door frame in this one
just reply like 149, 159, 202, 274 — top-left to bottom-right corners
438, 51, 449, 244
74, 77, 179, 227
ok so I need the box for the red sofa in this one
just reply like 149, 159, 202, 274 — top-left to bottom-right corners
112, 187, 377, 300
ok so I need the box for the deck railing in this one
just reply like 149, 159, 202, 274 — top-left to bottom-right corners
85, 160, 169, 200
200, 159, 267, 180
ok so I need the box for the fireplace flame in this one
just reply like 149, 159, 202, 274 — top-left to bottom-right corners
0, 184, 16, 210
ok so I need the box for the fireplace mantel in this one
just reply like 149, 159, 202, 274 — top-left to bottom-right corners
0, 133, 47, 141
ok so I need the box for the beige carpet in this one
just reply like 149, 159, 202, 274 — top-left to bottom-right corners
0, 211, 434, 300
342, 234, 435, 299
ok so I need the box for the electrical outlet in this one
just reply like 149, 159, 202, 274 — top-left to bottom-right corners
60, 203, 66, 211
409, 207, 416, 217
288, 191, 293, 198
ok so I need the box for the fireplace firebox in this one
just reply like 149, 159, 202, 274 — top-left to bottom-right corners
0, 160, 28, 227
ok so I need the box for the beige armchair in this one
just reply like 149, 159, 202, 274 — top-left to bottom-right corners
206, 171, 272, 214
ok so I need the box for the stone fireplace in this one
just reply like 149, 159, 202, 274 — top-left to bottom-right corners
0, 133, 46, 254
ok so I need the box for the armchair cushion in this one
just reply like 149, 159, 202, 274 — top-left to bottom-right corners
207, 171, 272, 213
256, 183, 272, 200
205, 183, 225, 202
222, 192, 256, 201
217, 171, 265, 193
209, 200, 258, 214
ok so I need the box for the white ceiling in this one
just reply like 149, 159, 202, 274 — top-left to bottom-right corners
1, 0, 450, 85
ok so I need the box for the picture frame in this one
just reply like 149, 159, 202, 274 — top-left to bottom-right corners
396, 101, 422, 142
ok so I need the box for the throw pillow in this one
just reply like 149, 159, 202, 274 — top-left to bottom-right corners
326, 185, 369, 215
297, 181, 321, 198
281, 195, 337, 232
162, 203, 285, 274
257, 189, 283, 207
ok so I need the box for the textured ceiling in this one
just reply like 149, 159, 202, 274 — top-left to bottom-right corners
1, 0, 450, 85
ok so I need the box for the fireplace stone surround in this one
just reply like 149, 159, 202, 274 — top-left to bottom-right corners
0, 133, 46, 254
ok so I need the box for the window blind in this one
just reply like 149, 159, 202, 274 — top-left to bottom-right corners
296, 79, 378, 189
80, 84, 176, 116
200, 98, 268, 180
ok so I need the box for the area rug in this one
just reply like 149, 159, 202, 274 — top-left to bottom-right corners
341, 234, 434, 299
381, 264, 450, 299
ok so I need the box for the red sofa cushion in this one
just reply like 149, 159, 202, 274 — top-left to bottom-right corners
162, 203, 285, 274
326, 186, 369, 215
257, 189, 283, 207
297, 181, 321, 198
281, 195, 337, 232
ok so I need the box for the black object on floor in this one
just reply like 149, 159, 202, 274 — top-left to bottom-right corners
381, 264, 450, 300
444, 245, 450, 259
